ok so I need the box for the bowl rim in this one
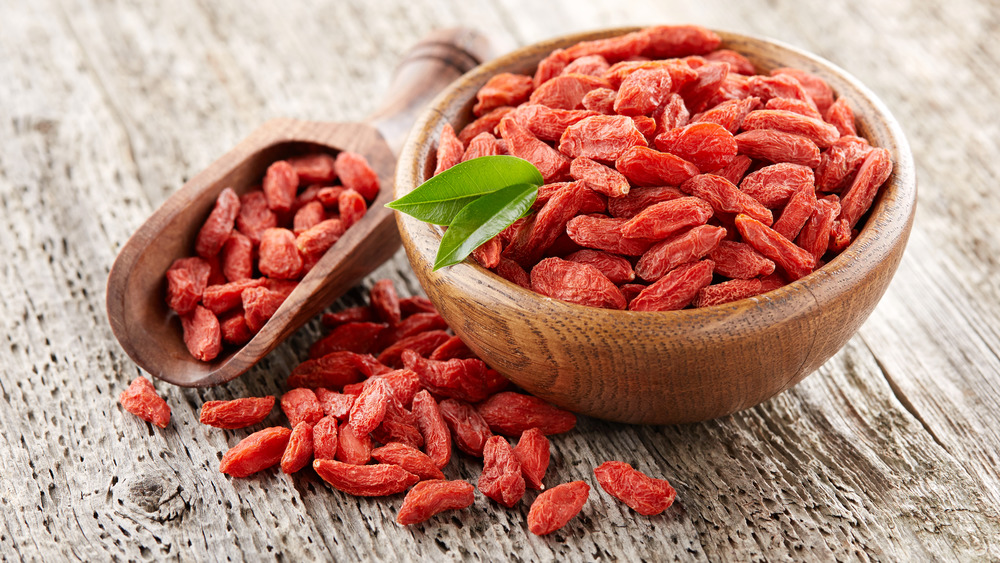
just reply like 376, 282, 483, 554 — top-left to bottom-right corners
394, 26, 916, 324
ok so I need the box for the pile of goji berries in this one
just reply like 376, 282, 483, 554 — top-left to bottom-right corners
120, 278, 677, 534
164, 151, 380, 361
434, 24, 894, 311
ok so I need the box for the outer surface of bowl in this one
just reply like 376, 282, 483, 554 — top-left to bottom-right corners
394, 28, 916, 424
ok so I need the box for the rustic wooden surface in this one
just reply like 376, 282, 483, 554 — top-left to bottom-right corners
2, 0, 999, 561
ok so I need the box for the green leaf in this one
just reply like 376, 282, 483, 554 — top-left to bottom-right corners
388, 155, 544, 225
433, 182, 538, 270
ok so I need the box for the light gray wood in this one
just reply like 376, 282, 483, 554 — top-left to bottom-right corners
2, 0, 999, 561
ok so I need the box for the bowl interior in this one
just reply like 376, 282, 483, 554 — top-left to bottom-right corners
394, 28, 916, 424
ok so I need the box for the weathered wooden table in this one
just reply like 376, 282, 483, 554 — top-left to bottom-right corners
3, 0, 999, 560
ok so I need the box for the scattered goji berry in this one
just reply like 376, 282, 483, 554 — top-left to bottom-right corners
199, 396, 274, 429
411, 390, 452, 470
309, 321, 388, 359
476, 392, 577, 436
219, 427, 292, 478
396, 480, 476, 526
312, 415, 339, 460
281, 421, 315, 474
336, 422, 373, 465
371, 442, 444, 481
479, 436, 526, 507
348, 378, 392, 435
119, 376, 171, 428
527, 481, 590, 536
402, 350, 491, 403
594, 461, 676, 516
438, 398, 493, 457
313, 459, 419, 496
281, 387, 324, 427
513, 428, 550, 490
181, 305, 222, 361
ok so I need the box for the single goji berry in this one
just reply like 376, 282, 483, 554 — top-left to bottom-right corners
262, 161, 298, 213
734, 128, 821, 168
559, 115, 647, 162
236, 190, 277, 246
257, 228, 303, 280
635, 224, 726, 282
201, 278, 266, 315
371, 442, 444, 481
281, 387, 324, 427
316, 186, 345, 209
640, 24, 721, 58
734, 214, 815, 281
321, 305, 375, 328
428, 335, 475, 362
292, 200, 326, 234
653, 122, 738, 172
287, 152, 337, 184
705, 49, 756, 75
606, 186, 685, 219
693, 277, 766, 307
474, 72, 534, 116
565, 249, 635, 284
681, 173, 774, 225
581, 87, 616, 114
119, 376, 171, 428
513, 428, 550, 490
570, 157, 631, 198
219, 427, 292, 478
740, 109, 840, 149
476, 392, 577, 436
402, 349, 491, 403
764, 96, 823, 121
529, 257, 627, 310
772, 184, 818, 241
562, 54, 610, 77
221, 231, 253, 282
241, 285, 287, 333
457, 106, 515, 146
834, 147, 893, 231
312, 415, 339, 460
315, 388, 357, 420
629, 259, 715, 311
287, 351, 375, 389
594, 461, 676, 516
219, 311, 253, 346
815, 135, 872, 193
498, 116, 571, 183
527, 480, 590, 535
613, 67, 673, 117
739, 163, 816, 209
181, 305, 222, 361
165, 256, 212, 315
309, 321, 388, 359
195, 187, 241, 259
396, 479, 476, 525
747, 74, 817, 110
564, 30, 650, 62
348, 378, 392, 435
411, 390, 452, 470
771, 67, 834, 113
796, 195, 841, 262
614, 146, 699, 187
296, 218, 346, 268
529, 73, 610, 111
708, 240, 776, 279
680, 61, 729, 113
472, 235, 503, 268
565, 215, 655, 256
334, 151, 380, 201
438, 398, 492, 457
369, 279, 402, 326
462, 132, 503, 162
313, 459, 419, 496
281, 421, 315, 474
824, 97, 857, 137
336, 422, 373, 465
690, 96, 761, 133
434, 123, 464, 175
199, 396, 274, 429
621, 196, 714, 240
479, 435, 526, 507
377, 330, 452, 369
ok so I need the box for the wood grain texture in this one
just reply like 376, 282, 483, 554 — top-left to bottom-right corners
2, 0, 999, 561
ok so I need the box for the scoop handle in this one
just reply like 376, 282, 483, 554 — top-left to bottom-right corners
367, 28, 491, 156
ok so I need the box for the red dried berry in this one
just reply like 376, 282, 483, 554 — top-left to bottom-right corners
336, 422, 373, 465
402, 350, 491, 404
411, 390, 452, 470
281, 387, 324, 427
287, 152, 337, 183
371, 442, 444, 481
195, 188, 241, 259
219, 427, 292, 478
734, 214, 816, 281
615, 146, 699, 187
629, 259, 715, 312
476, 392, 576, 437
280, 421, 315, 474
734, 129, 821, 168
309, 321, 389, 359
621, 196, 714, 240
312, 415, 339, 460
479, 436, 526, 507
181, 305, 222, 362
475, 72, 534, 116
348, 378, 392, 435
438, 398, 492, 457
396, 480, 476, 526
527, 481, 590, 536
262, 161, 298, 213
236, 191, 277, 246
313, 459, 419, 497
635, 224, 726, 282
334, 151, 380, 201
498, 116, 571, 183
529, 257, 626, 310
513, 428, 550, 490
559, 115, 648, 161
119, 376, 171, 428
165, 256, 211, 315
221, 231, 254, 282
594, 461, 676, 516
199, 396, 274, 429
315, 388, 357, 421
258, 228, 303, 280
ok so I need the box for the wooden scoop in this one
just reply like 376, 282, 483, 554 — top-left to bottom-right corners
106, 28, 490, 387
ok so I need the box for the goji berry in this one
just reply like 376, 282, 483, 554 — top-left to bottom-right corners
527, 480, 590, 536
201, 278, 266, 315
281, 387, 324, 427
559, 115, 647, 161
287, 152, 337, 184
428, 335, 474, 362
219, 311, 253, 346
396, 480, 476, 526
735, 128, 821, 168
690, 96, 760, 133
474, 72, 534, 116
119, 376, 171, 428
708, 240, 776, 279
681, 173, 774, 225
312, 415, 339, 460
565, 215, 655, 256
309, 321, 388, 359
771, 67, 834, 113
708, 154, 752, 186
734, 214, 815, 281
377, 330, 452, 369
321, 305, 375, 328
479, 436, 526, 507
411, 390, 452, 470
640, 24, 721, 58
457, 106, 515, 146
772, 184, 818, 241
815, 135, 872, 192
834, 147, 893, 231
653, 122, 738, 172
199, 396, 274, 429
606, 186, 686, 219
219, 427, 291, 478
747, 74, 817, 109
315, 388, 357, 420
562, 54, 610, 77
236, 190, 277, 246
195, 188, 241, 259
740, 109, 840, 148
680, 61, 729, 113
287, 351, 374, 389
181, 305, 222, 361
399, 295, 438, 317
629, 259, 715, 311
438, 398, 492, 457
740, 163, 816, 209
654, 93, 690, 132
296, 218, 346, 267
693, 277, 766, 307
570, 157, 631, 198
498, 116, 571, 183
472, 235, 503, 268
257, 228, 303, 280
824, 97, 857, 137
564, 30, 650, 62
502, 181, 588, 267
613, 67, 673, 117
334, 151, 380, 201
764, 96, 823, 121
371, 442, 444, 481
165, 256, 211, 315
262, 161, 299, 213
292, 200, 326, 234
462, 132, 502, 161
565, 249, 635, 284
402, 349, 491, 403
336, 422, 373, 465
313, 459, 419, 497
705, 49, 756, 75
476, 392, 577, 436
495, 256, 532, 289
369, 279, 402, 326
529, 257, 627, 310
221, 231, 253, 282
529, 73, 610, 110
594, 461, 676, 515
796, 195, 841, 261
614, 146, 699, 187
281, 421, 315, 474
513, 428, 550, 490
581, 87, 616, 114
635, 224, 726, 282
348, 377, 392, 435
241, 285, 287, 333
621, 196, 714, 240
316, 186, 345, 208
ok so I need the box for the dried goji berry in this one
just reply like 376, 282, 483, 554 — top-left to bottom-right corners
652, 93, 690, 133
527, 480, 590, 536
119, 376, 171, 428
411, 390, 452, 469
739, 163, 815, 209
396, 479, 476, 526
581, 87, 616, 114
219, 427, 292, 478
371, 442, 444, 481
338, 188, 368, 230
181, 305, 222, 361
503, 181, 588, 267
315, 388, 357, 420
321, 305, 375, 328
457, 106, 515, 146
680, 61, 729, 113
796, 195, 841, 261
563, 54, 610, 77
565, 249, 635, 284
764, 96, 823, 121
621, 196, 714, 240
199, 396, 274, 429
292, 200, 326, 234
334, 151, 380, 201
513, 428, 550, 490
498, 116, 571, 183
771, 67, 834, 113
529, 257, 626, 310
570, 157, 630, 198
201, 278, 266, 315
607, 186, 686, 219
693, 277, 766, 307
313, 459, 419, 496
747, 74, 817, 109
495, 256, 532, 289
653, 122, 738, 171
336, 422, 373, 465
219, 311, 253, 346
287, 351, 374, 389
475, 72, 534, 116
690, 96, 761, 133
476, 392, 576, 436
479, 436, 526, 507
429, 335, 475, 362
236, 190, 278, 246
287, 152, 337, 184
565, 215, 655, 256
564, 30, 650, 62
221, 231, 253, 282
434, 123, 464, 175
815, 135, 872, 193
195, 187, 241, 259
472, 236, 503, 268
614, 146, 699, 187
613, 67, 673, 117
348, 377, 392, 435
772, 184, 818, 240
258, 228, 303, 280
166, 256, 211, 315
740, 109, 840, 149
462, 132, 502, 162
640, 24, 721, 58
369, 279, 402, 325
824, 97, 857, 137
559, 115, 647, 161
281, 421, 315, 474
529, 73, 610, 110
734, 128, 821, 168
705, 49, 756, 75
834, 147, 893, 231
629, 259, 715, 311
399, 295, 438, 317
438, 398, 492, 457
262, 160, 298, 213
594, 461, 676, 516
635, 224, 726, 282
312, 415, 339, 460
309, 321, 388, 359
296, 218, 345, 267
316, 186, 345, 208
377, 330, 452, 369
734, 214, 815, 281
708, 240, 776, 279
402, 349, 491, 403
681, 173, 773, 225
281, 387, 324, 427
241, 285, 287, 333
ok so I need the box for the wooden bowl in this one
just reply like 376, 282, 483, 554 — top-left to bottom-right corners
393, 28, 916, 424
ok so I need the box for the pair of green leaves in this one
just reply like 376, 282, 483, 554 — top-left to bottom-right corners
387, 155, 543, 270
